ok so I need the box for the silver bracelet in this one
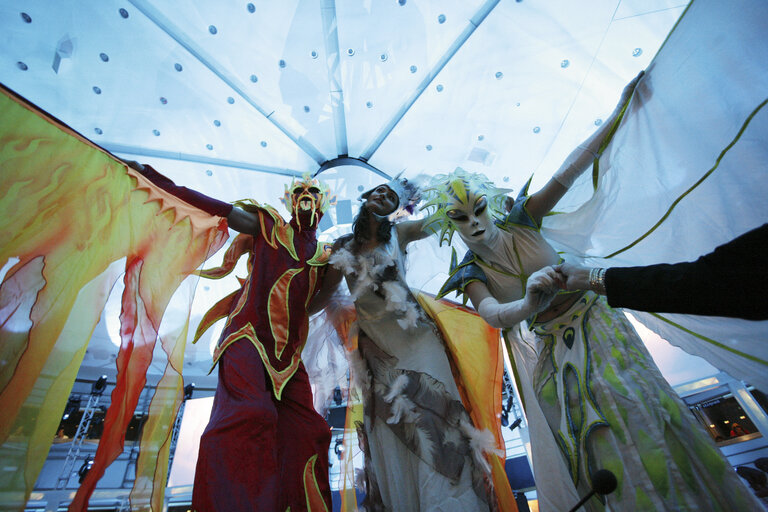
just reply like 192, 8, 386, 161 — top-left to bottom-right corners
589, 267, 607, 294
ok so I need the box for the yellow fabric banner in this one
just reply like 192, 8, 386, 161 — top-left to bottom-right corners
0, 85, 228, 510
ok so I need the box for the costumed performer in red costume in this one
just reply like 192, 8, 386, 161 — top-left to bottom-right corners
125, 161, 334, 512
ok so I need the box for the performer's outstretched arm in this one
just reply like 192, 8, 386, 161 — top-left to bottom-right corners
525, 71, 644, 224
555, 224, 768, 320
124, 160, 261, 235
395, 216, 442, 246
465, 268, 561, 328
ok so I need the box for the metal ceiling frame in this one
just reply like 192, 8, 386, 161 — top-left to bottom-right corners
320, 0, 349, 158
358, 0, 501, 161
108, 0, 502, 178
127, 0, 327, 166
102, 142, 304, 177
316, 156, 390, 179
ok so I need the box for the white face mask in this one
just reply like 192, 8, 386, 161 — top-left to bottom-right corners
446, 192, 494, 243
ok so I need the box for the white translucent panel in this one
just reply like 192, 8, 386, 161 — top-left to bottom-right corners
0, 1, 319, 174
615, 0, 690, 20
533, 6, 685, 188
336, 0, 487, 160
141, 0, 338, 160
116, 155, 296, 206
167, 396, 214, 487
368, 0, 682, 189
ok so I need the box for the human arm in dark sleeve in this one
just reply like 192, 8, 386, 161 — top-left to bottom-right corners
557, 223, 768, 320
605, 224, 768, 319
124, 160, 260, 235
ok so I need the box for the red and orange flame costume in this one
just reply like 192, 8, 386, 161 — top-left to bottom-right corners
190, 190, 334, 511
0, 79, 336, 511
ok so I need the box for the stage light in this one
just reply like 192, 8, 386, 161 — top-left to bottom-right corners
184, 383, 196, 400
62, 396, 81, 420
509, 418, 523, 431
334, 438, 344, 458
333, 386, 342, 405
77, 456, 93, 484
91, 375, 108, 395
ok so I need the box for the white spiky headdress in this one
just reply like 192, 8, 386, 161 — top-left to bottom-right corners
422, 167, 511, 245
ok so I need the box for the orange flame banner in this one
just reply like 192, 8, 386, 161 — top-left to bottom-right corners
0, 84, 228, 511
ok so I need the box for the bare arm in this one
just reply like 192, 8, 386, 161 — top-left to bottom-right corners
395, 216, 436, 246
123, 159, 261, 235
226, 207, 261, 236
525, 71, 644, 224
555, 261, 603, 294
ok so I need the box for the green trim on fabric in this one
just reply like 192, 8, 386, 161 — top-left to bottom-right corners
651, 0, 694, 62
604, 97, 768, 258
592, 95, 633, 191
649, 313, 768, 367
590, 0, 692, 194
498, 192, 541, 232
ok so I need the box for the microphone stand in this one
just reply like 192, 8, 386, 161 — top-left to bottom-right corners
567, 469, 617, 512
567, 491, 597, 512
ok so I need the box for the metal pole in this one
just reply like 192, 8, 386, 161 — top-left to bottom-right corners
56, 394, 101, 489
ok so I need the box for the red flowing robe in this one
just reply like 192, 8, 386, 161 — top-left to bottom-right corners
191, 204, 333, 512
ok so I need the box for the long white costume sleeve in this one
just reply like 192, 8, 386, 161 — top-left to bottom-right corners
541, 0, 768, 392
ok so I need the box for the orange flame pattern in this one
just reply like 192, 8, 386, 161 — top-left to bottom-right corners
0, 85, 228, 510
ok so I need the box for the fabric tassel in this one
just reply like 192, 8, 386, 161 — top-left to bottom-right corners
381, 281, 409, 312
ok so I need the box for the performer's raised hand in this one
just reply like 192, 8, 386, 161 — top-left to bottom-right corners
525, 266, 562, 312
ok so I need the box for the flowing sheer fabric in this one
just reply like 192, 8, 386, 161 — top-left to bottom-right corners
319, 261, 516, 510
0, 84, 228, 511
515, 3, 768, 509
542, 0, 768, 391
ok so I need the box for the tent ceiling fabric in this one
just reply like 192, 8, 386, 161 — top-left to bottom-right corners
0, 0, 687, 380
1, 0, 684, 198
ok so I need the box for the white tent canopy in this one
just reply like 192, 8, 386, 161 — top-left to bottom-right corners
1, 0, 766, 392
